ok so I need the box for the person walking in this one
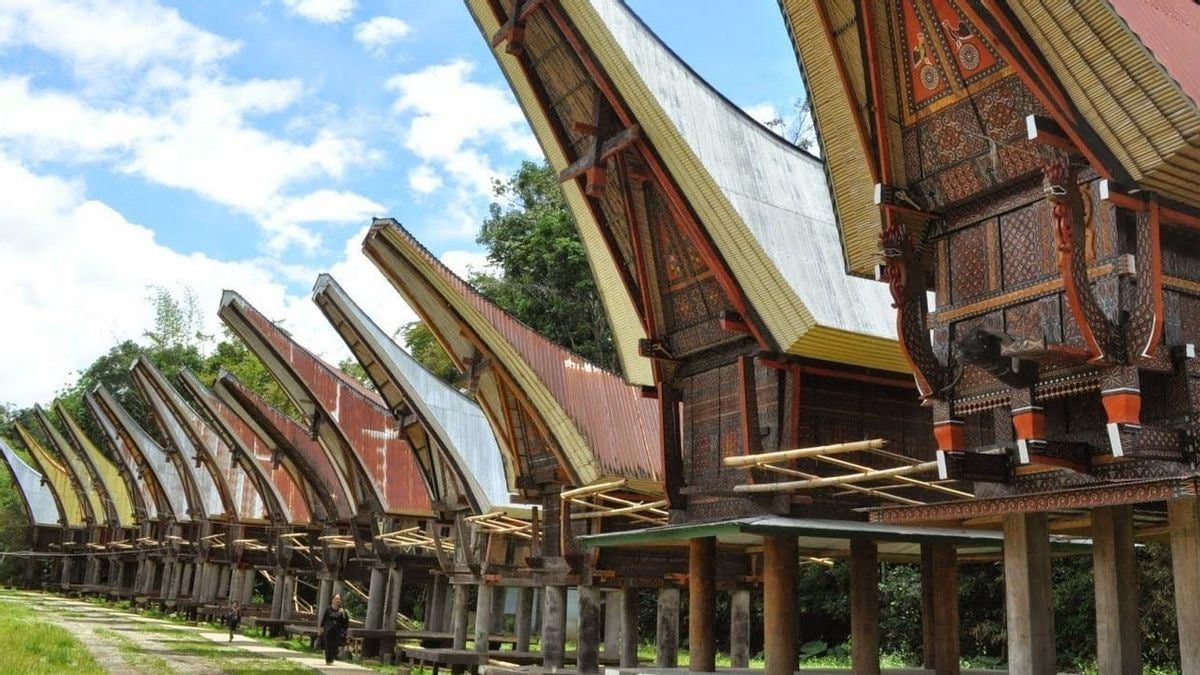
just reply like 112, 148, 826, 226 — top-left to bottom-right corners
319, 593, 350, 665
226, 600, 243, 642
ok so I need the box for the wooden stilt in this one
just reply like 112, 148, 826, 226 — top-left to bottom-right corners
317, 574, 334, 627
426, 574, 446, 632
1169, 496, 1200, 674
763, 535, 797, 675
921, 544, 936, 670
604, 590, 621, 655
577, 585, 602, 674
384, 567, 404, 629
451, 582, 470, 650
850, 539, 881, 675
542, 585, 567, 668
515, 586, 533, 651
930, 543, 960, 675
1003, 512, 1055, 674
730, 588, 751, 668
620, 588, 638, 668
365, 565, 387, 630
1094, 506, 1140, 675
473, 582, 493, 654
655, 587, 680, 667
689, 537, 717, 672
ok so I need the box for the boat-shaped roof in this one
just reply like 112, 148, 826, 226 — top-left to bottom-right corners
0, 437, 64, 526
53, 403, 138, 528
15, 424, 86, 527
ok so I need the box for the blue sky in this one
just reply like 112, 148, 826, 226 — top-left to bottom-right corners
0, 0, 805, 406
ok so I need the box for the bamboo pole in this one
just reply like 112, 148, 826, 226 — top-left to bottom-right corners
734, 461, 938, 493
561, 478, 628, 499
723, 439, 887, 467
569, 500, 669, 520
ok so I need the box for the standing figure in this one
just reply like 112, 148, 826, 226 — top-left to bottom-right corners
320, 593, 350, 665
226, 600, 243, 642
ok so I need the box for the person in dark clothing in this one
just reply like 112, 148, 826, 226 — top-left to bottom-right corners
319, 593, 349, 665
226, 600, 243, 642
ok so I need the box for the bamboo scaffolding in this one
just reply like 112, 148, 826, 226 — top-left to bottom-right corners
722, 439, 887, 467
734, 461, 939, 494
560, 478, 627, 499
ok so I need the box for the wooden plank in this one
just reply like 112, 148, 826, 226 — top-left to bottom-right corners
688, 537, 717, 672
850, 539, 880, 675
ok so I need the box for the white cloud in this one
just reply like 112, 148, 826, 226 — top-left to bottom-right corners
0, 0, 239, 75
407, 164, 442, 194
0, 153, 413, 407
386, 60, 538, 197
440, 250, 497, 280
354, 16, 411, 52
280, 0, 354, 24
0, 73, 376, 254
274, 190, 383, 225
742, 102, 780, 126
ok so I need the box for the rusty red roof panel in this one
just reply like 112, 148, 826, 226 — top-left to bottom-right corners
1110, 0, 1200, 105
179, 371, 312, 525
221, 292, 433, 515
212, 371, 357, 522
366, 219, 661, 483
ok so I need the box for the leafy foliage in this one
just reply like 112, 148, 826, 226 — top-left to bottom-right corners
400, 322, 458, 384
472, 161, 618, 372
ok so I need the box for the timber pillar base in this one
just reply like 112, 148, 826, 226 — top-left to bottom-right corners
1003, 512, 1055, 674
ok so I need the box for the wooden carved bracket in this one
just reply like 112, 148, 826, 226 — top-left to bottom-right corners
879, 216, 951, 399
1045, 158, 1120, 363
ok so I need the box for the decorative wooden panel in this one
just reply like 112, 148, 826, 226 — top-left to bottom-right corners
1000, 201, 1054, 288
949, 223, 992, 303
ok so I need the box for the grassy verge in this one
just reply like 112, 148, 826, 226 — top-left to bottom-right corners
95, 627, 175, 674
0, 598, 104, 674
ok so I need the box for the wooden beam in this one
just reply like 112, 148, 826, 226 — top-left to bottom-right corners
557, 124, 641, 184
724, 439, 887, 468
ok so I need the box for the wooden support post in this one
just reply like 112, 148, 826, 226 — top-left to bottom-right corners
1003, 512, 1056, 674
384, 567, 404, 629
515, 586, 533, 651
1170, 496, 1200, 674
655, 586, 680, 667
763, 535, 798, 675
604, 590, 621, 655
317, 574, 334, 627
921, 544, 936, 670
578, 585, 602, 674
730, 589, 751, 668
280, 573, 296, 621
1094, 505, 1140, 675
491, 586, 508, 633
180, 563, 194, 598
926, 543, 960, 675
620, 588, 638, 668
689, 537, 717, 672
160, 560, 174, 599
474, 582, 493, 654
451, 583, 470, 650
269, 568, 286, 620
850, 539, 881, 675
240, 568, 255, 605
542, 585, 567, 668
365, 565, 387, 630
218, 564, 231, 599
426, 574, 447, 632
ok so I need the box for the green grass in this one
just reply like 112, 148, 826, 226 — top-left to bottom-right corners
95, 627, 176, 674
0, 598, 104, 674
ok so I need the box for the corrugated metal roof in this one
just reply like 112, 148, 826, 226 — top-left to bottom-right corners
219, 291, 434, 517
178, 370, 312, 525
1106, 0, 1199, 108
312, 274, 520, 515
89, 385, 191, 521
0, 437, 63, 526
212, 370, 358, 521
54, 403, 138, 528
85, 389, 162, 522
468, 0, 904, 373
363, 219, 662, 490
131, 360, 230, 520
15, 424, 85, 526
32, 406, 108, 525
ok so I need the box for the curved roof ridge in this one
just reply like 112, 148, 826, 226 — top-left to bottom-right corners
211, 369, 358, 521
312, 273, 518, 514
15, 423, 85, 526
1, 437, 63, 526
364, 218, 662, 486
53, 403, 138, 528
31, 406, 108, 525
90, 385, 192, 521
84, 390, 156, 521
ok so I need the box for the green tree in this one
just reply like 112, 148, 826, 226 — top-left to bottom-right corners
400, 322, 458, 384
195, 330, 301, 421
337, 357, 374, 391
472, 160, 618, 372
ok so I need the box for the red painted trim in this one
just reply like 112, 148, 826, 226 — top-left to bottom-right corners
816, 0, 878, 183
1146, 198, 1164, 358
858, 0, 891, 184
616, 152, 658, 339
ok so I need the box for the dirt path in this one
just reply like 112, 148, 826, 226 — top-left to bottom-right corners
2, 590, 367, 674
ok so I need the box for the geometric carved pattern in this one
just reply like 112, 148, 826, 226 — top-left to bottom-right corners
1001, 201, 1054, 288
949, 223, 991, 303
